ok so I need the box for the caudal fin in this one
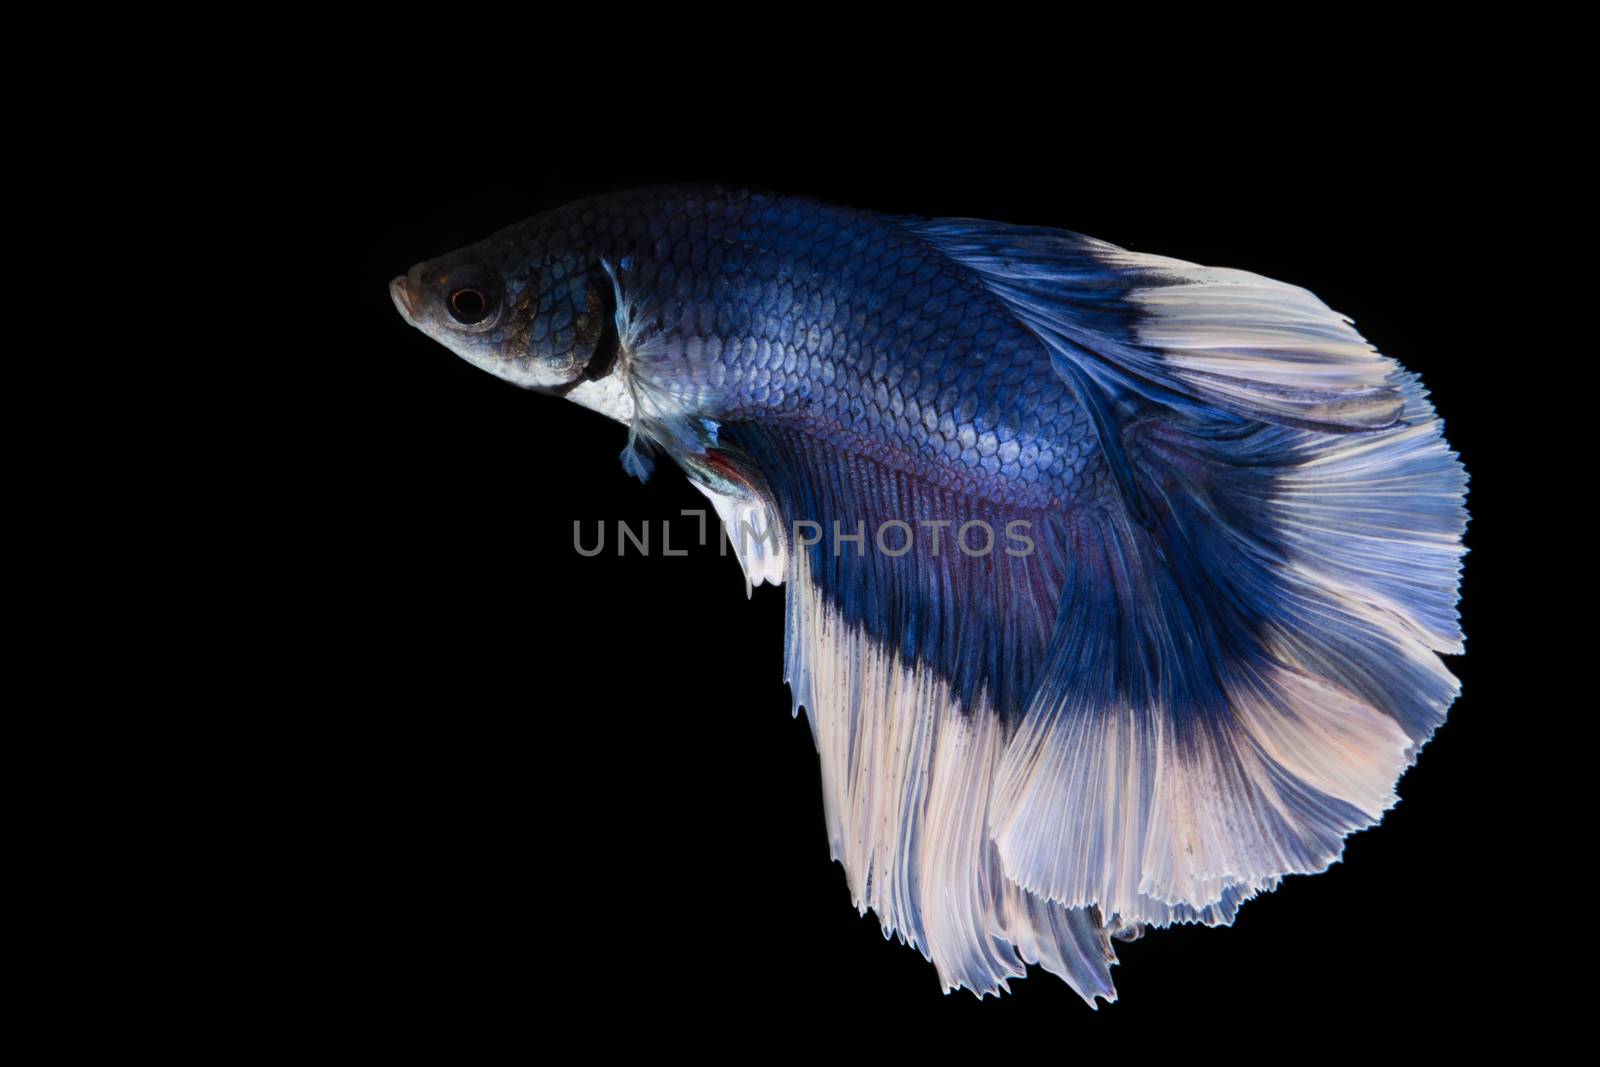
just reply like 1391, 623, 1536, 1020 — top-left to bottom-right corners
903, 216, 1467, 932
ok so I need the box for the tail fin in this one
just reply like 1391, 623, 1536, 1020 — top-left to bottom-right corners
904, 217, 1467, 931
993, 374, 1465, 927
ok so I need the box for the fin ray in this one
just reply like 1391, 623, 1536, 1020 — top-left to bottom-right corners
898, 217, 1407, 431
894, 214, 1466, 926
733, 423, 1118, 1000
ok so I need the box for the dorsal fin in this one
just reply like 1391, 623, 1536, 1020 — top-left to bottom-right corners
896, 216, 1405, 433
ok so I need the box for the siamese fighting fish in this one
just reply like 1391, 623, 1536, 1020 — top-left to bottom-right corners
390, 187, 1466, 1004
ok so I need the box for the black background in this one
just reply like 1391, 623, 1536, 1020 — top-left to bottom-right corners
285, 71, 1528, 1045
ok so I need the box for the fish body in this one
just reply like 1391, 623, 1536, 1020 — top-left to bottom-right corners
397, 189, 1105, 505
392, 186, 1466, 1003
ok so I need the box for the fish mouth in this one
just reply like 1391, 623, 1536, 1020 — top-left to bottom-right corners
389, 275, 416, 323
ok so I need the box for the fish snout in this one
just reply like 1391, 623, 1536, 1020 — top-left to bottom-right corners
389, 274, 418, 324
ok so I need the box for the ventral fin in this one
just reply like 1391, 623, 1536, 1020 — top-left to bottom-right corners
681, 446, 787, 595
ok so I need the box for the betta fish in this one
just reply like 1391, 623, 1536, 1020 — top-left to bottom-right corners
390, 186, 1466, 1004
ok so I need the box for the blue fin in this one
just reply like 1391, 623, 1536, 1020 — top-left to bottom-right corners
900, 217, 1467, 928
619, 437, 656, 481
897, 216, 1409, 431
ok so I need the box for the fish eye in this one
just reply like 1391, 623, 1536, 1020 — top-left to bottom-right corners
447, 287, 493, 324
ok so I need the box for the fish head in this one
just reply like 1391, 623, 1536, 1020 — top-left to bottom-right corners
390, 227, 604, 392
